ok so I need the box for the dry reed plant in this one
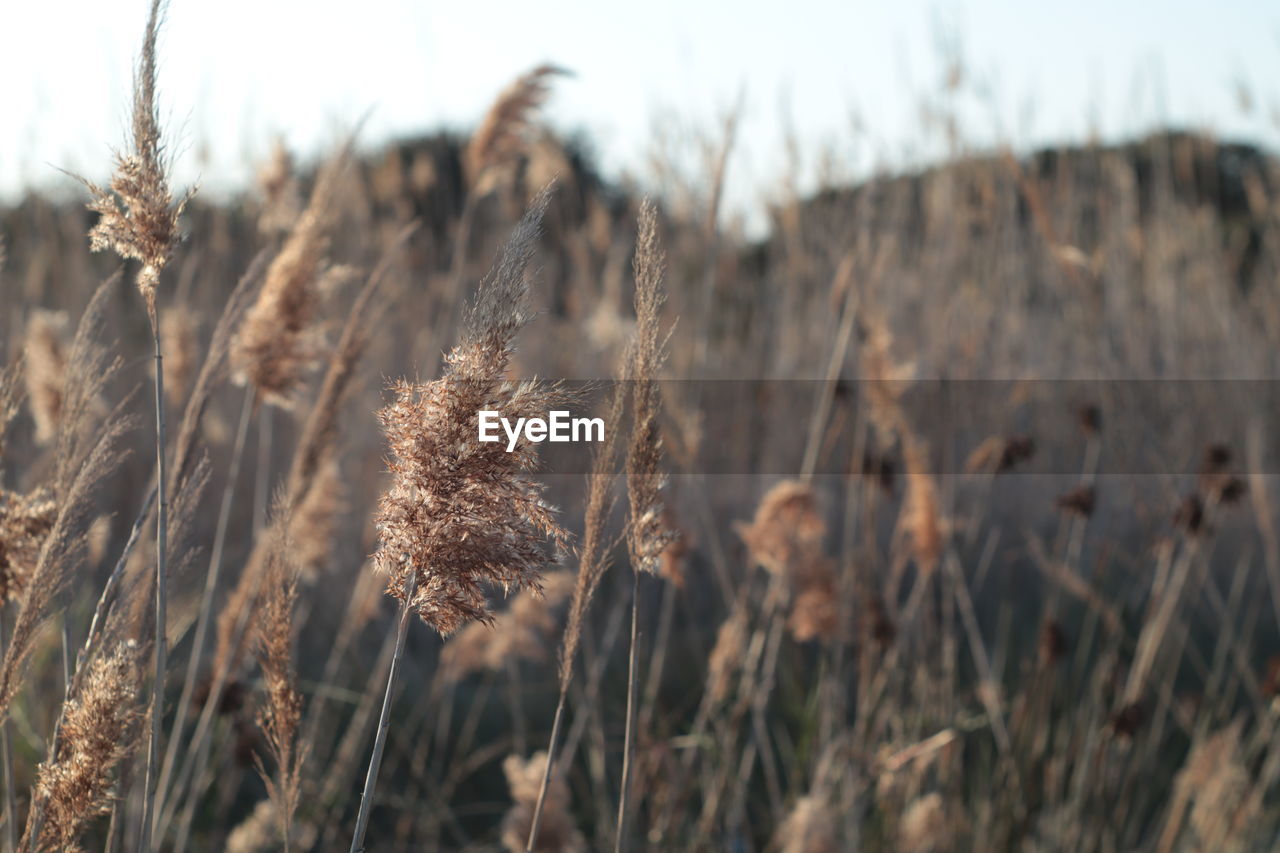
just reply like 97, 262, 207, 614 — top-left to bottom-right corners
251, 517, 305, 851
0, 283, 132, 720
352, 192, 565, 852
20, 639, 143, 852
615, 199, 675, 853
526, 380, 623, 851
231, 148, 350, 407
78, 3, 190, 846
371, 193, 566, 635
465, 66, 570, 193
7, 7, 1280, 847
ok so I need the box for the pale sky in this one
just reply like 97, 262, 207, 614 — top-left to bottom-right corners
3, 0, 1278, 225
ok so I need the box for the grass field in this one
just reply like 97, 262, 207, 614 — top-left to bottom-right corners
3, 2, 1280, 851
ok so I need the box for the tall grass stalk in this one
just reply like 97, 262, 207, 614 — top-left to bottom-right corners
348, 572, 417, 853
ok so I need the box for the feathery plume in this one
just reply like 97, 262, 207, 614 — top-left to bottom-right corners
0, 285, 132, 719
232, 149, 350, 407
466, 66, 570, 192
252, 517, 306, 849
625, 200, 675, 574
736, 480, 825, 580
22, 309, 69, 445
559, 383, 623, 689
21, 640, 143, 852
501, 752, 585, 853
0, 488, 56, 603
290, 456, 345, 581
81, 0, 190, 320
256, 138, 302, 236
736, 480, 841, 640
372, 191, 567, 636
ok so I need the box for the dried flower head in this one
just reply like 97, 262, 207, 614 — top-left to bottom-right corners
23, 308, 69, 445
256, 138, 301, 235
500, 752, 585, 853
789, 574, 841, 643
232, 150, 348, 406
252, 519, 306, 847
858, 316, 915, 443
736, 480, 826, 579
656, 507, 689, 588
290, 456, 345, 581
225, 799, 278, 853
22, 640, 143, 852
81, 0, 190, 320
0, 487, 57, 603
467, 65, 570, 192
373, 192, 568, 635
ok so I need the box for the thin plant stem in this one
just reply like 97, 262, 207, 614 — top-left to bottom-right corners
349, 571, 418, 853
139, 313, 169, 853
254, 405, 272, 532
0, 608, 14, 853
614, 570, 642, 853
525, 691, 568, 852
155, 387, 253, 811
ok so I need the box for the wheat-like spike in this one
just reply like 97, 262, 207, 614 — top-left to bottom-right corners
625, 200, 676, 574
466, 65, 570, 188
252, 513, 306, 850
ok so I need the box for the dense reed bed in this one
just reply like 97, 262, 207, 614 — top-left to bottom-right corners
4, 3, 1280, 851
